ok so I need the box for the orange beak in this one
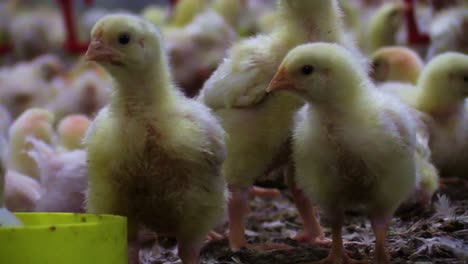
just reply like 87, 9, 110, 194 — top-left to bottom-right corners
85, 39, 124, 65
266, 66, 296, 93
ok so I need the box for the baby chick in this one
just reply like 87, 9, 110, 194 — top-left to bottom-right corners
0, 135, 22, 226
371, 46, 425, 85
427, 7, 468, 60
365, 2, 406, 53
268, 43, 416, 263
27, 137, 87, 213
57, 115, 91, 150
198, 0, 362, 251
8, 108, 55, 180
84, 14, 226, 264
394, 53, 468, 180
4, 170, 41, 212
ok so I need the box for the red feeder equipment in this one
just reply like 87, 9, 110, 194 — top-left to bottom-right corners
403, 0, 431, 45
56, 0, 94, 54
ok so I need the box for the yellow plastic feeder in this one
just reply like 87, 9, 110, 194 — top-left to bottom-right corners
0, 213, 127, 264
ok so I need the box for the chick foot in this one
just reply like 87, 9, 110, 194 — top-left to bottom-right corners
249, 186, 281, 197
287, 170, 329, 246
206, 230, 224, 241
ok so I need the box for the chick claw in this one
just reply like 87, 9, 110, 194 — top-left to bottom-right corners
249, 186, 281, 197
206, 231, 224, 241
293, 233, 331, 247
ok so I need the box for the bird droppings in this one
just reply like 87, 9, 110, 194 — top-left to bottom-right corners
81, 216, 87, 223
48, 225, 56, 232
139, 180, 467, 264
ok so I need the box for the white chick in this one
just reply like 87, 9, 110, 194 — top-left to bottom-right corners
49, 69, 111, 120
0, 135, 23, 226
268, 43, 416, 264
198, 0, 363, 251
57, 115, 91, 151
427, 7, 468, 60
8, 8, 64, 60
0, 54, 60, 118
0, 105, 11, 136
26, 137, 87, 213
84, 14, 226, 264
8, 108, 55, 180
4, 170, 41, 212
371, 46, 424, 85
165, 10, 237, 97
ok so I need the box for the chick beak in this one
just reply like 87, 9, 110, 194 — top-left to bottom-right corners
85, 39, 124, 65
267, 67, 296, 93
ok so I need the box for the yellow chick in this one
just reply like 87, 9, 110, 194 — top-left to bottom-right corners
392, 53, 468, 180
371, 46, 425, 85
212, 0, 246, 29
84, 14, 226, 264
141, 5, 168, 26
8, 108, 55, 180
57, 115, 91, 151
199, 0, 362, 251
268, 43, 417, 264
170, 0, 207, 27
365, 2, 406, 53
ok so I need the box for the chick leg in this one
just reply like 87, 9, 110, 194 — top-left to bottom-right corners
286, 168, 329, 246
313, 213, 368, 264
228, 184, 291, 252
370, 214, 391, 264
177, 235, 203, 264
228, 184, 250, 251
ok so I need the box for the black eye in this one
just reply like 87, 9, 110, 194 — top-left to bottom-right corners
301, 65, 314, 75
118, 33, 131, 45
464, 76, 468, 82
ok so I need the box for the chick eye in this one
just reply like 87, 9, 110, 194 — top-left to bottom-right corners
463, 76, 468, 82
118, 33, 131, 45
301, 65, 314, 76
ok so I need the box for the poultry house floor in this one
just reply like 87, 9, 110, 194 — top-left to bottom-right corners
141, 179, 468, 264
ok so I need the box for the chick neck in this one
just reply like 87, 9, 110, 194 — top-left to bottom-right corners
274, 1, 345, 46
109, 58, 176, 117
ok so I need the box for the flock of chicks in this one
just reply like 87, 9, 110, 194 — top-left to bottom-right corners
0, 0, 467, 264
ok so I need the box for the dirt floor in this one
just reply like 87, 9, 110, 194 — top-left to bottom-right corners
141, 179, 468, 264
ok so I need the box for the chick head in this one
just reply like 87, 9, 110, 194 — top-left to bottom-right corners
86, 14, 164, 76
371, 47, 424, 84
57, 115, 91, 150
267, 42, 367, 103
374, 2, 406, 31
420, 52, 468, 100
279, 0, 337, 14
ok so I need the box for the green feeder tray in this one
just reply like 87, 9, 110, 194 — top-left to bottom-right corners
0, 213, 127, 264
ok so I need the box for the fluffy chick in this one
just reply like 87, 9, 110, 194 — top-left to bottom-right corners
268, 43, 416, 264
165, 10, 237, 97
49, 69, 111, 120
27, 137, 87, 213
0, 55, 60, 118
8, 108, 55, 180
4, 170, 41, 212
84, 14, 226, 264
365, 2, 406, 53
427, 7, 468, 60
371, 46, 425, 85
0, 135, 22, 226
392, 53, 468, 179
57, 115, 91, 151
198, 0, 362, 251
